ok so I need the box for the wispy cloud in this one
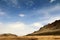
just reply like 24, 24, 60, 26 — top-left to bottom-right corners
31, 22, 43, 31
25, 0, 34, 7
31, 4, 60, 25
3, 0, 20, 8
0, 8, 12, 18
50, 0, 56, 3
0, 12, 6, 16
0, 9, 6, 16
19, 14, 25, 17
32, 22, 43, 28
10, 0, 18, 5
43, 5, 60, 24
0, 22, 3, 27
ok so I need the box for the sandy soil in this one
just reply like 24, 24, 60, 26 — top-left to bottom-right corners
0, 36, 60, 40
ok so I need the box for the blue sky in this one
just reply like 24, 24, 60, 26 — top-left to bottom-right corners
0, 0, 60, 36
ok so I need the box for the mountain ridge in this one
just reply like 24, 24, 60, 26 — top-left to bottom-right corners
27, 20, 60, 36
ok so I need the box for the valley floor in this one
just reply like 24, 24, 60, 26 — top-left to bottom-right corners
0, 36, 60, 40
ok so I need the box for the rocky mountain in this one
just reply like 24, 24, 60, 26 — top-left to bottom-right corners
27, 20, 60, 36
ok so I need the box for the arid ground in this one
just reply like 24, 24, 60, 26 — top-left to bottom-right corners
0, 36, 60, 40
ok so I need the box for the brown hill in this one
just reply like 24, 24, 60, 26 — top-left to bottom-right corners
27, 20, 60, 36
0, 33, 17, 37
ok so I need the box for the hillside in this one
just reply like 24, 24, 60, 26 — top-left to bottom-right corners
27, 20, 60, 36
0, 33, 17, 37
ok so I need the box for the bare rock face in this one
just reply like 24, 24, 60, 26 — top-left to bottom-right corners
0, 33, 17, 37
27, 20, 60, 36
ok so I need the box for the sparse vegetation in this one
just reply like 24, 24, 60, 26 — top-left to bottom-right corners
0, 36, 60, 40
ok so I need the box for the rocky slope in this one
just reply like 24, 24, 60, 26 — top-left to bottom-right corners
27, 20, 60, 36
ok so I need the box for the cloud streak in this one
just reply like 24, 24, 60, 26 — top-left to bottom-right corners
50, 0, 55, 3
3, 0, 19, 8
19, 14, 25, 17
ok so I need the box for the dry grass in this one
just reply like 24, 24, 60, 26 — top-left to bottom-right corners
0, 36, 60, 40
